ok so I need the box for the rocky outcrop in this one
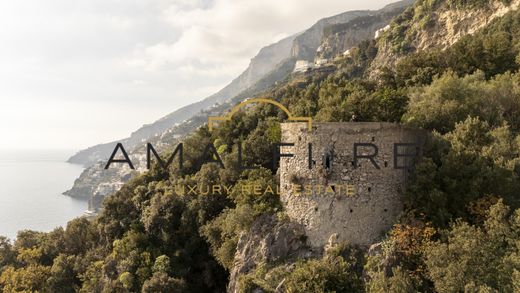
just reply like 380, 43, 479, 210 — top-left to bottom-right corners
317, 1, 411, 59
290, 11, 372, 61
289, 0, 412, 62
369, 0, 520, 74
227, 214, 313, 293
411, 0, 520, 51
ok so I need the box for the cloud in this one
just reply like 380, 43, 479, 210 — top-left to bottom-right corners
0, 0, 394, 149
124, 0, 394, 85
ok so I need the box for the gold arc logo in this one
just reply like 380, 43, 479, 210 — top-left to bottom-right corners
208, 98, 312, 132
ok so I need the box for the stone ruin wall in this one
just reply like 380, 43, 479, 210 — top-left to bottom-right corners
280, 122, 427, 247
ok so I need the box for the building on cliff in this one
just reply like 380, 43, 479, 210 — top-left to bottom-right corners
293, 60, 314, 73
279, 122, 427, 247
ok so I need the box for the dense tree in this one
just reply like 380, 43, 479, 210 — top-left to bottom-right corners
424, 201, 520, 292
3, 1, 520, 291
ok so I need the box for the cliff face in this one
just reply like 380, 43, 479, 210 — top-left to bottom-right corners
317, 1, 413, 59
289, 10, 372, 61
227, 214, 312, 293
291, 0, 413, 61
370, 0, 520, 74
317, 14, 396, 59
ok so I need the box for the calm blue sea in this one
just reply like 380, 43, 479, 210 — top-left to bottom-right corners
0, 150, 87, 240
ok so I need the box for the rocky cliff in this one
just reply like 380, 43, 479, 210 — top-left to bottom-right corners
227, 214, 313, 293
370, 0, 520, 75
318, 1, 413, 59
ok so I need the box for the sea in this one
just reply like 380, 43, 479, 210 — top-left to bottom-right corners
0, 150, 87, 240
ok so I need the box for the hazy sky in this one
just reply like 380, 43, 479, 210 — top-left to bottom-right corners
0, 0, 394, 151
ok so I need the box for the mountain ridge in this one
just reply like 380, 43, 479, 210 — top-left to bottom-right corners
67, 34, 296, 166
63, 1, 412, 204
68, 1, 413, 167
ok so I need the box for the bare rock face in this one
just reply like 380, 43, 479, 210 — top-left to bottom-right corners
366, 241, 401, 278
317, 4, 410, 60
370, 0, 520, 75
227, 214, 312, 293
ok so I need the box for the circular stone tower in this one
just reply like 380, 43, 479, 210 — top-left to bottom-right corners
279, 122, 427, 247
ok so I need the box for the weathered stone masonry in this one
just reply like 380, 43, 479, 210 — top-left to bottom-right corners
280, 122, 427, 247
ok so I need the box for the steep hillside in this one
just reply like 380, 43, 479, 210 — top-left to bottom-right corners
3, 0, 520, 292
318, 1, 414, 59
370, 0, 520, 74
289, 11, 371, 61
64, 1, 411, 203
68, 0, 412, 167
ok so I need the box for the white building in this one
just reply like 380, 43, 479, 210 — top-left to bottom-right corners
374, 24, 391, 39
95, 182, 125, 197
315, 58, 328, 67
293, 60, 314, 73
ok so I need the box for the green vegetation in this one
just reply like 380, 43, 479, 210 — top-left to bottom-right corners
365, 200, 520, 292
236, 244, 365, 293
394, 8, 520, 87
380, 0, 517, 55
2, 0, 520, 292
